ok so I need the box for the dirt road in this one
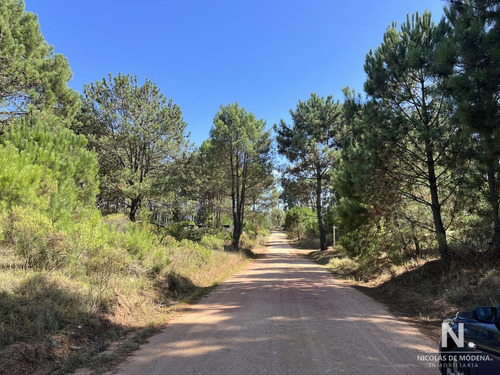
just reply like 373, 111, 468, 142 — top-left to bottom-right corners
108, 231, 438, 375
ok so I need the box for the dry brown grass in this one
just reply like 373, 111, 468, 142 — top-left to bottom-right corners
0, 237, 250, 374
308, 247, 500, 343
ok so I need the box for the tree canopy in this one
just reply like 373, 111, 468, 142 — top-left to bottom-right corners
443, 0, 500, 253
77, 73, 188, 221
0, 0, 79, 125
363, 11, 467, 263
210, 103, 273, 248
275, 93, 341, 250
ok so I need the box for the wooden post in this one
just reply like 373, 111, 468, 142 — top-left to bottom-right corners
333, 225, 337, 247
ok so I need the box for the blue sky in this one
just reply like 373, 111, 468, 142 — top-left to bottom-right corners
25, 0, 446, 145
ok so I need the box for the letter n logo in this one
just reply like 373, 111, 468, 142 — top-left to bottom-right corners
442, 323, 464, 348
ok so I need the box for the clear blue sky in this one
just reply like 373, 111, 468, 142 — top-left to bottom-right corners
25, 0, 446, 145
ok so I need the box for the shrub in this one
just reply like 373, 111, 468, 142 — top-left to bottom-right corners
0, 210, 8, 242
284, 206, 316, 240
121, 225, 158, 259
145, 247, 171, 277
85, 244, 128, 311
3, 121, 99, 228
200, 234, 224, 251
165, 239, 212, 275
305, 222, 320, 239
238, 232, 255, 250
10, 207, 68, 270
0, 273, 93, 347
258, 227, 270, 237
165, 221, 197, 241
339, 227, 379, 258
102, 213, 131, 232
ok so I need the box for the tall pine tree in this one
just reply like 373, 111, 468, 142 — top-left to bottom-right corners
77, 74, 188, 222
0, 0, 78, 125
443, 0, 500, 254
364, 12, 467, 263
275, 93, 341, 251
210, 103, 273, 249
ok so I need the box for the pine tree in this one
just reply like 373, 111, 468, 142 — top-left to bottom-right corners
77, 73, 188, 222
2, 115, 98, 225
195, 140, 230, 227
363, 11, 468, 263
1, 115, 99, 226
443, 0, 500, 254
210, 103, 273, 249
275, 93, 341, 251
0, 0, 79, 125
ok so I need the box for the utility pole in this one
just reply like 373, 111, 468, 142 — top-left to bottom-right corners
333, 225, 337, 247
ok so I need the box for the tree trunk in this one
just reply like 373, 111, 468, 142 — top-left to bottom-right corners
129, 197, 141, 222
425, 143, 450, 267
316, 166, 327, 250
486, 162, 500, 255
410, 222, 420, 257
232, 221, 242, 249
216, 209, 221, 229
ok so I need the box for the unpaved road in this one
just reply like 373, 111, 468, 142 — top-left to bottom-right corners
109, 231, 438, 375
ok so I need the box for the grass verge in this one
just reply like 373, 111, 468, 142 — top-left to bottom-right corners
0, 225, 255, 375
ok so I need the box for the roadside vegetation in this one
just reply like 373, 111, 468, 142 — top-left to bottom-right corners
0, 1, 272, 373
1, 0, 499, 372
280, 0, 500, 339
308, 246, 500, 342
0, 215, 256, 374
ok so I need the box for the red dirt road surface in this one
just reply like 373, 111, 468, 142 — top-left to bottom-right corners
108, 231, 438, 375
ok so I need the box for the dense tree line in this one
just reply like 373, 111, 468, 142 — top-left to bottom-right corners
2, 0, 498, 266
281, 1, 500, 271
0, 0, 275, 251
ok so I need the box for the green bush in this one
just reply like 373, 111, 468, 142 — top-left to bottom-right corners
165, 221, 196, 241
305, 222, 320, 239
284, 206, 317, 240
10, 207, 68, 270
258, 227, 270, 237
3, 120, 99, 229
243, 221, 259, 239
145, 247, 171, 277
0, 210, 8, 242
180, 239, 212, 263
339, 226, 378, 258
85, 244, 128, 311
166, 239, 212, 273
121, 225, 158, 259
238, 232, 255, 250
0, 142, 55, 212
200, 234, 224, 251
102, 213, 132, 232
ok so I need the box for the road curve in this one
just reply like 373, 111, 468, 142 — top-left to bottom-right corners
108, 231, 438, 375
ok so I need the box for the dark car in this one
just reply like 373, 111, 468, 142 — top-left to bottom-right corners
439, 305, 500, 374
